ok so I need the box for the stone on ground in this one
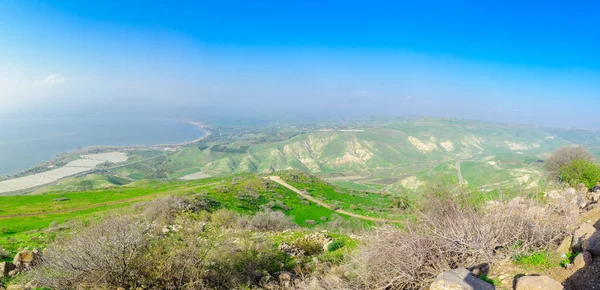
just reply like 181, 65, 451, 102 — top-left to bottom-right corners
430, 268, 495, 290
573, 251, 593, 270
515, 275, 563, 290
556, 235, 572, 254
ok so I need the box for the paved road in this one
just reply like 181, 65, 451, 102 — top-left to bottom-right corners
267, 176, 402, 223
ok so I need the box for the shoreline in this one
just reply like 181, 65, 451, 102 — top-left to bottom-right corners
1, 119, 211, 180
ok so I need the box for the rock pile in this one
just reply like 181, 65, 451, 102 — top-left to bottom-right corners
0, 249, 41, 278
278, 233, 336, 257
546, 185, 600, 211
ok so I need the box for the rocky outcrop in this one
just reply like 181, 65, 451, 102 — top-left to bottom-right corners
0, 262, 15, 278
572, 223, 596, 252
279, 233, 337, 257
278, 242, 305, 257
515, 275, 563, 290
0, 248, 42, 279
13, 249, 41, 272
544, 187, 600, 211
582, 230, 600, 256
301, 233, 335, 252
429, 268, 495, 290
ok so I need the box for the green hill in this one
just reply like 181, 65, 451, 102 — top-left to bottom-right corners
155, 118, 599, 191
0, 170, 411, 258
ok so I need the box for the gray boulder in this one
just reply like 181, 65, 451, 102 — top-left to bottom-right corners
583, 231, 600, 256
430, 268, 495, 290
572, 223, 596, 252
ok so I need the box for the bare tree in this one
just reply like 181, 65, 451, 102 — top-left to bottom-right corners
545, 145, 594, 178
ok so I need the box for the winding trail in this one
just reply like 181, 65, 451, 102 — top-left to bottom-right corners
267, 176, 402, 223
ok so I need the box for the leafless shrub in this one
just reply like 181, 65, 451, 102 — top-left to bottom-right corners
45, 220, 75, 233
30, 214, 153, 289
29, 206, 291, 289
348, 226, 453, 289
141, 195, 190, 224
346, 193, 576, 290
545, 145, 594, 178
238, 210, 298, 232
210, 209, 240, 228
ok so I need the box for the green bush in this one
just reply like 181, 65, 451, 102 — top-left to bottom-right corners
559, 159, 600, 188
327, 240, 344, 252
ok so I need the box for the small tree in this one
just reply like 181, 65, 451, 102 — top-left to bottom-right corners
545, 145, 594, 179
559, 159, 600, 188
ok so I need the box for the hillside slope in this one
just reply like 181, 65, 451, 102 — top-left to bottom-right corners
156, 118, 600, 191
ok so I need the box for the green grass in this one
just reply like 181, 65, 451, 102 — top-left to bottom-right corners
479, 275, 501, 286
0, 177, 222, 255
0, 172, 385, 258
514, 251, 555, 269
279, 171, 407, 220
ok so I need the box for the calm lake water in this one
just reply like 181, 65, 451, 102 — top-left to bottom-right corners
0, 118, 205, 175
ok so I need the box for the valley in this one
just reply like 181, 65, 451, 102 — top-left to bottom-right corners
3, 117, 599, 196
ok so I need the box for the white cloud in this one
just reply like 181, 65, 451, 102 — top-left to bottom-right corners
35, 74, 66, 86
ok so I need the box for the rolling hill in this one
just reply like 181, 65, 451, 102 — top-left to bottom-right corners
157, 118, 599, 191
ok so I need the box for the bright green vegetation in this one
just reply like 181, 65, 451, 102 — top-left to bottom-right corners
559, 159, 600, 188
479, 275, 501, 286
0, 179, 217, 256
0, 171, 398, 258
280, 171, 408, 220
514, 251, 557, 269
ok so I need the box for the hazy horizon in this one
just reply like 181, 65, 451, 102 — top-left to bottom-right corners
2, 1, 599, 129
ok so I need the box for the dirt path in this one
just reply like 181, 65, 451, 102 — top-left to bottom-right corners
0, 184, 209, 219
267, 176, 402, 223
456, 160, 465, 185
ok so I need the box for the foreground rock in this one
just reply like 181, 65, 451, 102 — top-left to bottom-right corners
572, 223, 596, 252
515, 275, 563, 290
6, 285, 27, 290
573, 251, 593, 270
429, 268, 495, 290
556, 235, 572, 254
0, 262, 15, 277
583, 230, 600, 256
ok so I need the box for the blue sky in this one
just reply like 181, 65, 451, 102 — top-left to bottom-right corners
1, 1, 599, 128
